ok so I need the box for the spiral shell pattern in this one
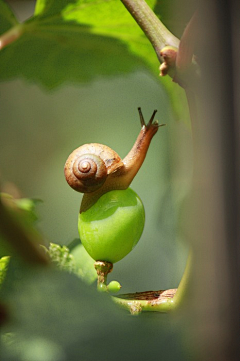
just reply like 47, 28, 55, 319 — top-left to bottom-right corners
64, 143, 123, 193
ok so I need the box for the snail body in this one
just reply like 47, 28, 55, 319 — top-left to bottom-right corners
65, 108, 164, 213
64, 108, 164, 263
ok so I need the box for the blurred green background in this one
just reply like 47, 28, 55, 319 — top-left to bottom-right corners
0, 1, 192, 293
1, 2, 238, 361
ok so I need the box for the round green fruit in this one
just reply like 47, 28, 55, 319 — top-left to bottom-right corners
78, 188, 145, 263
107, 280, 122, 293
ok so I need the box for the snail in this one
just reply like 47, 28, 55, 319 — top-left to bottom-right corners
64, 108, 164, 264
64, 108, 164, 213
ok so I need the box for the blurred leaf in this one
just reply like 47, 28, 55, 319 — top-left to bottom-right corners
160, 76, 190, 126
0, 193, 42, 225
0, 194, 48, 264
0, 260, 186, 360
0, 29, 145, 88
44, 241, 97, 284
0, 0, 157, 88
43, 242, 75, 272
70, 241, 97, 284
155, 0, 198, 38
34, 0, 80, 17
0, 235, 12, 258
0, 193, 42, 258
0, 256, 9, 288
0, 0, 189, 123
0, 0, 18, 34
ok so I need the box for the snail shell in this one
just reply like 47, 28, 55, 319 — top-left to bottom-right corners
64, 143, 123, 193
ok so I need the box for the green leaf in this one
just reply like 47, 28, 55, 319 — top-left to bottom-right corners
0, 0, 18, 34
0, 1, 188, 122
0, 231, 13, 258
0, 0, 157, 88
44, 241, 97, 284
34, 0, 78, 17
0, 256, 10, 287
0, 0, 188, 122
0, 30, 144, 88
0, 193, 48, 264
0, 193, 42, 225
56, 0, 160, 70
43, 243, 75, 272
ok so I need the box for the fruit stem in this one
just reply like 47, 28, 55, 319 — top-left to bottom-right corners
94, 261, 113, 287
120, 0, 179, 62
113, 289, 177, 314
0, 24, 24, 50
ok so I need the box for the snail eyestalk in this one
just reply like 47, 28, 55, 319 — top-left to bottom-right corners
138, 107, 158, 127
138, 107, 145, 127
148, 109, 158, 125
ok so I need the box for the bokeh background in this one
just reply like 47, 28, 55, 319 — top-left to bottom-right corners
0, 1, 192, 293
1, 1, 239, 361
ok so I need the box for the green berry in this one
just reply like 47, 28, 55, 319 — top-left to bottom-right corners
107, 280, 121, 293
78, 188, 145, 263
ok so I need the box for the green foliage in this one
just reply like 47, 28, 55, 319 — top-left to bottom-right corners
1, 194, 42, 225
0, 0, 157, 88
0, 193, 43, 258
0, 256, 10, 287
0, 0, 18, 33
43, 242, 75, 272
0, 234, 11, 259
0, 1, 192, 359
0, 260, 185, 360
0, 0, 189, 122
43, 242, 97, 284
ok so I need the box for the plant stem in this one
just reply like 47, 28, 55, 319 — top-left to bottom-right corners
94, 261, 113, 287
0, 24, 24, 50
112, 252, 193, 314
120, 0, 179, 61
113, 288, 177, 314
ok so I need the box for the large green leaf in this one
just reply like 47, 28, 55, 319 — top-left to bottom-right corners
0, 30, 144, 87
0, 0, 157, 88
0, 0, 190, 122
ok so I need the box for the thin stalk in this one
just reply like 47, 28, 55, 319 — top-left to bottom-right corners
112, 253, 192, 314
0, 24, 24, 50
120, 0, 179, 61
113, 288, 177, 314
94, 261, 113, 289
